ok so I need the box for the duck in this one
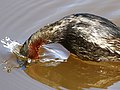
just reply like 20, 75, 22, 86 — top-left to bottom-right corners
19, 13, 120, 66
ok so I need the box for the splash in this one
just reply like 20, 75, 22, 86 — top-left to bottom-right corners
0, 37, 22, 72
1, 37, 21, 53
1, 37, 70, 72
1, 37, 28, 63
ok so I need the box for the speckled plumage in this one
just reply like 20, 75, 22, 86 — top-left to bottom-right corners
20, 13, 120, 61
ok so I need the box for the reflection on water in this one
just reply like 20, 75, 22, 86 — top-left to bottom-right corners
25, 54, 120, 89
0, 0, 120, 90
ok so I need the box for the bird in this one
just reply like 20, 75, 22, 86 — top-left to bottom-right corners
19, 13, 120, 66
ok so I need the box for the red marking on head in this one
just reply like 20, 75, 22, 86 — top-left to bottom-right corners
28, 38, 46, 59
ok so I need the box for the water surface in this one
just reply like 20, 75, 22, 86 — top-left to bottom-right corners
0, 0, 120, 90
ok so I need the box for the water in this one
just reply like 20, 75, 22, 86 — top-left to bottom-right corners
0, 0, 120, 90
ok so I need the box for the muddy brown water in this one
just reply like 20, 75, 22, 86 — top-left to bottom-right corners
0, 0, 120, 90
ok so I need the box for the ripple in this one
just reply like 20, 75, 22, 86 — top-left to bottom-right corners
0, 0, 120, 90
